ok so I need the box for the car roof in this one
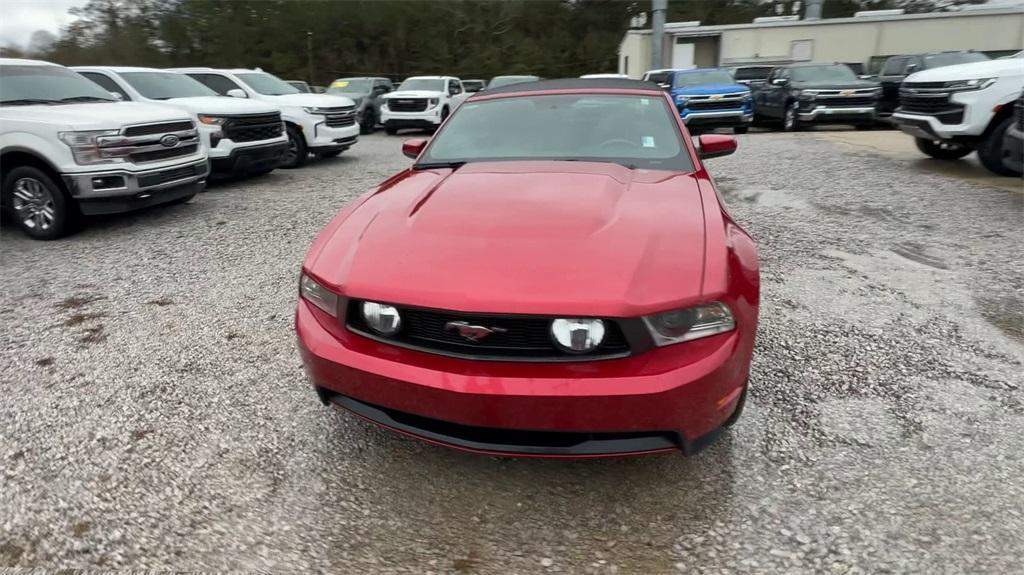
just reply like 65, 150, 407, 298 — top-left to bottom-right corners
676, 67, 727, 74
403, 75, 453, 80
333, 76, 389, 81
0, 58, 60, 67
169, 67, 260, 74
782, 62, 846, 68
72, 66, 174, 73
480, 78, 662, 96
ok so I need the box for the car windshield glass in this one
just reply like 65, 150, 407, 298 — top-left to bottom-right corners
488, 76, 540, 88
923, 52, 989, 68
419, 94, 693, 172
731, 67, 772, 81
398, 78, 445, 92
0, 64, 116, 105
329, 79, 371, 93
673, 70, 736, 88
120, 71, 216, 99
790, 65, 857, 83
236, 72, 300, 95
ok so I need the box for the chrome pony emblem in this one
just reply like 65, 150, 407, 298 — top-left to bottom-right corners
444, 321, 508, 342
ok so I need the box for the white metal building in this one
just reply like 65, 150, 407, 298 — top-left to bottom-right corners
618, 6, 1024, 78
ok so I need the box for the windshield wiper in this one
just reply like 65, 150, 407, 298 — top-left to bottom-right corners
60, 95, 116, 103
414, 161, 467, 170
0, 98, 60, 106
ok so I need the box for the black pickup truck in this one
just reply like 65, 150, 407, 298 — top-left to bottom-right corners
875, 51, 989, 118
753, 63, 880, 131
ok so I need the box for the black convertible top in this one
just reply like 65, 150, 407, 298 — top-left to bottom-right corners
477, 78, 663, 96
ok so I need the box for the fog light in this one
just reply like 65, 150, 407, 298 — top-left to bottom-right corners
551, 318, 605, 353
362, 301, 401, 336
90, 175, 125, 190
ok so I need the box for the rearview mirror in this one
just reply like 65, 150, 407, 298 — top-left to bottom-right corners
402, 138, 428, 159
226, 88, 247, 99
697, 134, 737, 160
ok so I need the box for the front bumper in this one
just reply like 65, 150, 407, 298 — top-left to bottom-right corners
381, 106, 445, 127
63, 158, 208, 215
308, 121, 360, 151
797, 106, 876, 123
1003, 123, 1023, 174
296, 300, 750, 457
682, 110, 753, 127
210, 141, 288, 174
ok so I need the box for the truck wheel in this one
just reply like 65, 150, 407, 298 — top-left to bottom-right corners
783, 101, 801, 132
1, 166, 73, 240
915, 137, 972, 160
281, 125, 308, 169
733, 126, 749, 135
976, 117, 1021, 177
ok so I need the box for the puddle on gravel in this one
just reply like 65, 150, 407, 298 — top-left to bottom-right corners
890, 241, 950, 270
975, 293, 1024, 343
716, 181, 810, 211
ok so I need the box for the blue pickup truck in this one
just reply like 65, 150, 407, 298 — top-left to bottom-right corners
647, 68, 754, 134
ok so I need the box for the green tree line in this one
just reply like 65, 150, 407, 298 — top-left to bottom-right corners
4, 0, 980, 84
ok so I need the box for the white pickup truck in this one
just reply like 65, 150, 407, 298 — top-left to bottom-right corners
0, 58, 209, 240
74, 66, 288, 177
173, 68, 359, 168
380, 76, 469, 135
893, 57, 1024, 176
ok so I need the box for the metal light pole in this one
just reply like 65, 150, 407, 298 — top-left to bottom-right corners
651, 0, 667, 70
306, 31, 315, 84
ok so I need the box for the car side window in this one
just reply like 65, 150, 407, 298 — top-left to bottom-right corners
80, 72, 130, 100
449, 80, 462, 95
374, 79, 391, 94
882, 57, 905, 76
189, 73, 243, 96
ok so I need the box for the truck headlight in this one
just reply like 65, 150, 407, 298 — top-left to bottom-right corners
643, 303, 735, 346
550, 318, 605, 353
944, 78, 995, 91
302, 106, 333, 114
58, 130, 126, 165
198, 114, 227, 125
675, 95, 689, 106
428, 98, 439, 107
299, 273, 339, 317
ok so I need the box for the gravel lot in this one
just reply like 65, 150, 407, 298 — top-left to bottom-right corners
2, 131, 1022, 573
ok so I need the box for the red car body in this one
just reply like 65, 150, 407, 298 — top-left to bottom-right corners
296, 81, 759, 457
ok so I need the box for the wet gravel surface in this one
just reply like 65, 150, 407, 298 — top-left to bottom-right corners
2, 132, 1022, 573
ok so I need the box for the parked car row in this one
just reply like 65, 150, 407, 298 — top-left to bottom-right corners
0, 58, 362, 239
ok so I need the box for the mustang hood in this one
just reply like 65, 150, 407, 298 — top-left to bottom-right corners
309, 161, 709, 317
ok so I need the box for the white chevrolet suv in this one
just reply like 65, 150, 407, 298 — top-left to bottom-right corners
74, 66, 288, 177
893, 57, 1024, 176
380, 76, 469, 134
174, 68, 359, 168
1, 58, 208, 240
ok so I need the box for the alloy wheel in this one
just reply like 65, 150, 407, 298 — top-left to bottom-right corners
11, 177, 56, 231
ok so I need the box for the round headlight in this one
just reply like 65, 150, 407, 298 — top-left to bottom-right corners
550, 318, 605, 353
361, 301, 401, 336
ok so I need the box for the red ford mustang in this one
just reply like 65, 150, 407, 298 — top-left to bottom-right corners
296, 79, 759, 457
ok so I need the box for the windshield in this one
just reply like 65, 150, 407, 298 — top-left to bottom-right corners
488, 76, 540, 89
120, 71, 216, 99
236, 72, 300, 96
0, 64, 117, 105
731, 67, 772, 81
923, 52, 989, 69
398, 78, 445, 92
329, 78, 371, 94
419, 94, 692, 171
790, 65, 857, 83
674, 70, 736, 88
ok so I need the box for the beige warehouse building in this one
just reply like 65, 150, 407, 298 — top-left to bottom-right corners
618, 6, 1024, 78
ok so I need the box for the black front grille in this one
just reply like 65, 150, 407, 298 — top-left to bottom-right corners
688, 100, 743, 111
325, 112, 356, 127
898, 92, 964, 124
130, 144, 199, 163
223, 113, 283, 143
902, 81, 947, 90
821, 96, 876, 107
347, 301, 631, 361
388, 98, 428, 112
124, 121, 194, 137
137, 164, 201, 188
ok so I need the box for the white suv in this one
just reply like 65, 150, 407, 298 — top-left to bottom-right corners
380, 76, 469, 134
173, 68, 359, 168
74, 67, 288, 177
893, 57, 1024, 176
1, 58, 208, 240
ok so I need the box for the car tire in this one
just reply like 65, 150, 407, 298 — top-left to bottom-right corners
1, 165, 74, 240
359, 109, 375, 135
281, 125, 308, 169
733, 126, 749, 135
976, 117, 1022, 177
722, 385, 747, 428
914, 137, 973, 160
783, 101, 801, 132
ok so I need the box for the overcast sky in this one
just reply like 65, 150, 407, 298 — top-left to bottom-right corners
0, 0, 87, 49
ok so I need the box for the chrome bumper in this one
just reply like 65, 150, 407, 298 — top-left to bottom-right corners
63, 159, 209, 199
798, 106, 876, 121
682, 111, 753, 123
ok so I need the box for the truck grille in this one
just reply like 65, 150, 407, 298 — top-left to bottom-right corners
223, 113, 283, 143
687, 100, 743, 111
137, 163, 204, 188
124, 121, 194, 137
820, 96, 876, 107
387, 98, 429, 112
346, 300, 631, 361
898, 90, 964, 124
131, 144, 199, 163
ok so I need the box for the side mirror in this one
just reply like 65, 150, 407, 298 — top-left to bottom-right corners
697, 134, 737, 160
905, 63, 918, 74
226, 88, 247, 99
109, 91, 124, 101
771, 78, 788, 86
858, 74, 876, 80
402, 138, 428, 159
